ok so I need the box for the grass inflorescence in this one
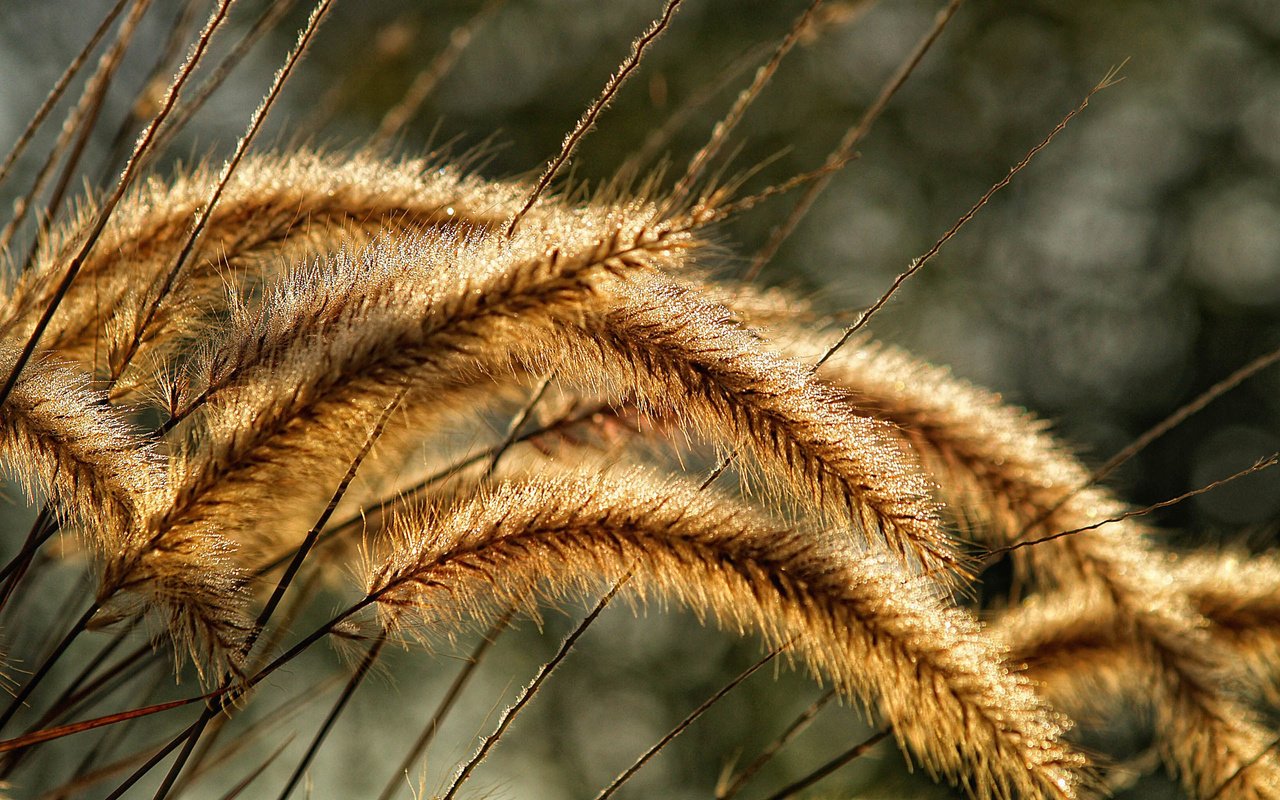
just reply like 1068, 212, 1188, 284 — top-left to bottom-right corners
1, 2, 1278, 799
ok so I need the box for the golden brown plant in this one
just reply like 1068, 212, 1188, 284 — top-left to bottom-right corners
0, 3, 1277, 800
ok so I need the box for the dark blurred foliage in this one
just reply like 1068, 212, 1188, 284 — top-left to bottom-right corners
2, 1, 1279, 797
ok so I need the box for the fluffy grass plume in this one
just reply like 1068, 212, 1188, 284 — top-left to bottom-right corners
0, 2, 1276, 799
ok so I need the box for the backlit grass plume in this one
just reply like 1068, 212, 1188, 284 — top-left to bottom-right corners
0, 2, 1277, 799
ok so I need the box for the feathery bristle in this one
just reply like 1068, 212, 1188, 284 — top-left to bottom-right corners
0, 150, 534, 384
799, 330, 1280, 797
369, 471, 1088, 800
0, 348, 158, 549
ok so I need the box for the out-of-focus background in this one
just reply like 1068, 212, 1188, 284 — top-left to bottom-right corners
2, 1, 1278, 797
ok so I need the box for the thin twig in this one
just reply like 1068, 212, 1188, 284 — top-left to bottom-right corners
815, 61, 1126, 368
276, 633, 388, 799
507, 0, 684, 235
742, 0, 965, 281
0, 0, 130, 191
440, 575, 632, 800
154, 385, 403, 799
594, 645, 785, 799
375, 615, 512, 800
109, 0, 336, 381
1008, 344, 1280, 545
219, 737, 294, 800
0, 0, 154, 255
0, 0, 237, 405
986, 452, 1280, 561
150, 0, 304, 161
759, 728, 890, 800
372, 0, 507, 147
481, 373, 556, 480
95, 0, 205, 183
715, 689, 837, 799
665, 0, 824, 211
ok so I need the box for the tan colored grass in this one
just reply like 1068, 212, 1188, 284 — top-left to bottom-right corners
0, 348, 158, 549
0, 150, 532, 388
1, 3, 1278, 793
994, 549, 1280, 711
801, 332, 1280, 798
369, 470, 1089, 800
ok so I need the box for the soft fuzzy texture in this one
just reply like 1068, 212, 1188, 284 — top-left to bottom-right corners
369, 471, 1089, 800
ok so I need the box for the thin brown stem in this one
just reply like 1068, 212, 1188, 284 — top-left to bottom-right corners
109, 0, 335, 382
375, 615, 511, 800
1010, 344, 1280, 544
716, 689, 837, 800
440, 575, 632, 800
665, 0, 824, 210
507, 0, 683, 235
0, 0, 130, 191
0, 0, 236, 405
759, 728, 890, 800
95, 0, 205, 184
985, 452, 1279, 562
276, 633, 387, 799
0, 0, 154, 256
742, 0, 965, 281
594, 645, 784, 799
816, 62, 1125, 367
150, 0, 304, 162
372, 0, 507, 147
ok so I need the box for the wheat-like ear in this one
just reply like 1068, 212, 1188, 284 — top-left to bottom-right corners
367, 470, 1089, 800
156, 202, 688, 549
87, 207, 690, 673
786, 329, 1280, 797
95, 516, 252, 684
994, 550, 1280, 712
1175, 550, 1280, 708
528, 280, 958, 578
317, 266, 958, 580
0, 150, 532, 385
0, 347, 158, 550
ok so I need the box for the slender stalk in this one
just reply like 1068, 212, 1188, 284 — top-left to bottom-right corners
986, 452, 1280, 562
0, 0, 130, 191
107, 0, 335, 381
0, 602, 100, 735
375, 615, 511, 800
1009, 344, 1280, 545
0, 632, 141, 778
0, 507, 53, 611
507, 0, 683, 235
220, 738, 293, 800
152, 388, 402, 798
665, 0, 824, 210
716, 690, 837, 800
276, 634, 387, 799
372, 0, 506, 146
149, 0, 304, 162
440, 577, 630, 800
0, 0, 154, 255
0, 0, 236, 404
742, 0, 965, 281
95, 0, 204, 184
594, 646, 783, 799
758, 728, 890, 800
481, 373, 556, 480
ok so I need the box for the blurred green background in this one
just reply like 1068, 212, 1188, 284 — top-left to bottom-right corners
2, 0, 1279, 797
